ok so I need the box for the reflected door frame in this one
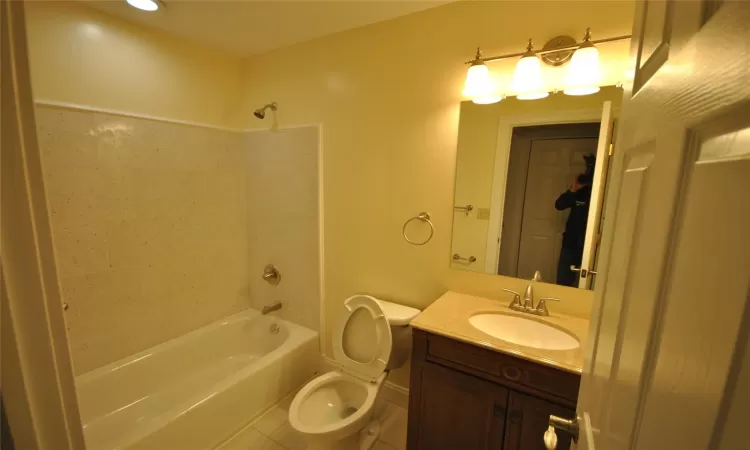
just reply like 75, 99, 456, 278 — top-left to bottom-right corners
486, 106, 614, 275
498, 123, 601, 281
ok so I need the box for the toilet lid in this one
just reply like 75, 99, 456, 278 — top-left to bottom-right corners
332, 295, 392, 382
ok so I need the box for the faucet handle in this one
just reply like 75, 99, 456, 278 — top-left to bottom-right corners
502, 288, 523, 310
536, 297, 560, 316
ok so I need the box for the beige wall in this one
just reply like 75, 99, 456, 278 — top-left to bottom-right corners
451, 103, 499, 269
240, 0, 634, 386
451, 87, 623, 274
24, 1, 243, 128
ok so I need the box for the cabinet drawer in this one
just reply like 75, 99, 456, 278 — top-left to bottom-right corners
424, 332, 580, 404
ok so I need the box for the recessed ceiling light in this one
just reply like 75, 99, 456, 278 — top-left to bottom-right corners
126, 0, 160, 12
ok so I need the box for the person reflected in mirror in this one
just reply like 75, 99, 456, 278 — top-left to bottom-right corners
555, 154, 595, 287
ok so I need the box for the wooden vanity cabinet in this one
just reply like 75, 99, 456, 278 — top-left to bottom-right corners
407, 330, 579, 450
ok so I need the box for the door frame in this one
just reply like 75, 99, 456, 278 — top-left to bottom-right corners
485, 107, 615, 274
497, 122, 602, 279
1, 1, 84, 449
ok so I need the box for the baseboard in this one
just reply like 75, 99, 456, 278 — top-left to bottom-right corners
319, 356, 410, 409
379, 379, 410, 409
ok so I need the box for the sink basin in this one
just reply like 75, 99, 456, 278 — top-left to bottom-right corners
469, 313, 579, 350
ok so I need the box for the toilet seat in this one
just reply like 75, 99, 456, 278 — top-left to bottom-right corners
332, 295, 392, 383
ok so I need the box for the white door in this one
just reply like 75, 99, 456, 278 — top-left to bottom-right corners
577, 103, 614, 289
559, 2, 750, 450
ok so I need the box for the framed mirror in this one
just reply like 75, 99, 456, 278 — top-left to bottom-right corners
450, 86, 622, 290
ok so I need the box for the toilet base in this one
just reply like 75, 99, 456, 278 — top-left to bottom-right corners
306, 420, 381, 450
358, 420, 381, 450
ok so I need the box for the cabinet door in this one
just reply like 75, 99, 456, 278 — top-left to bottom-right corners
410, 362, 508, 450
504, 391, 575, 450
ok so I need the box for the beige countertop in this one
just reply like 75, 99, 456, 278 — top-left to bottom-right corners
411, 291, 590, 374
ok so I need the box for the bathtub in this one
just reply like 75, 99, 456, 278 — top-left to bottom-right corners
75, 309, 319, 450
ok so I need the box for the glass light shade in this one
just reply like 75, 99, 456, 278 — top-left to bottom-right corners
463, 63, 501, 104
472, 95, 502, 105
126, 0, 159, 11
510, 55, 549, 100
563, 45, 601, 96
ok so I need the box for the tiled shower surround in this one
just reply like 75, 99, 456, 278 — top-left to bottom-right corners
35, 105, 320, 374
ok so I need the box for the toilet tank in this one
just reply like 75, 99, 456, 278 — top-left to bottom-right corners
375, 299, 421, 370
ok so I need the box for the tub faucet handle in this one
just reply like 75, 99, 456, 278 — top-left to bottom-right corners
263, 264, 281, 285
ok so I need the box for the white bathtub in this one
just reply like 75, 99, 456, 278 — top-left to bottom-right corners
75, 309, 319, 450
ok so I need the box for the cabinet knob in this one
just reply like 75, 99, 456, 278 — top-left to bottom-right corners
502, 365, 522, 381
509, 410, 522, 424
493, 404, 506, 417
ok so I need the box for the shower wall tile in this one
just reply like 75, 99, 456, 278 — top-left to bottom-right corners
245, 127, 321, 332
36, 107, 252, 374
36, 107, 320, 375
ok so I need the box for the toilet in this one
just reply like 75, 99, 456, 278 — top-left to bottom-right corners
288, 295, 420, 450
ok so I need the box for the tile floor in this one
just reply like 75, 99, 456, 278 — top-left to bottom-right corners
216, 390, 408, 450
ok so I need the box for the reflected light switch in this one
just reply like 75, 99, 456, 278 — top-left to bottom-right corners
477, 208, 491, 220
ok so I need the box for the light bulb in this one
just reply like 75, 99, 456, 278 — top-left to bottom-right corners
126, 0, 159, 11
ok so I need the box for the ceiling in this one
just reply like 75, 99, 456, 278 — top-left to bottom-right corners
85, 0, 449, 57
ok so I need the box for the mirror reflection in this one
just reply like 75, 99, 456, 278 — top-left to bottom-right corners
451, 87, 621, 290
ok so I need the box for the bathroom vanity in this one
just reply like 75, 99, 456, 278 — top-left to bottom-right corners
406, 292, 587, 450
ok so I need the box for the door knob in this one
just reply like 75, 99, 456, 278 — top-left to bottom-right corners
569, 265, 594, 278
544, 426, 558, 449
548, 414, 579, 443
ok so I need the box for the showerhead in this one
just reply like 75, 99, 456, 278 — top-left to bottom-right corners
254, 102, 277, 119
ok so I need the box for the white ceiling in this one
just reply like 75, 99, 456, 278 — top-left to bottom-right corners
85, 0, 449, 57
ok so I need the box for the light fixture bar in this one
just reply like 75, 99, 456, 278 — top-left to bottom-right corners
465, 35, 632, 65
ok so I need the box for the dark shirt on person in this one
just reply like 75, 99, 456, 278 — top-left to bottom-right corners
555, 184, 592, 250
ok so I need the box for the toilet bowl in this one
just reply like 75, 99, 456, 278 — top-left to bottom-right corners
288, 295, 420, 450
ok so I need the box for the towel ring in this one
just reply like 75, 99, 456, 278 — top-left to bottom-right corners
402, 212, 434, 246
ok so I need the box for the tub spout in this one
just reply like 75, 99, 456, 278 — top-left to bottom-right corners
262, 302, 282, 315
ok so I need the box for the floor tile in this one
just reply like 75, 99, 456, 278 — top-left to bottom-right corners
372, 400, 392, 423
378, 405, 407, 450
372, 441, 398, 450
276, 387, 300, 412
216, 426, 286, 450
253, 406, 289, 436
271, 421, 309, 450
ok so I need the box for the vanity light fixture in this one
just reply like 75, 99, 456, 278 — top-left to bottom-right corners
464, 29, 630, 101
126, 0, 160, 12
563, 28, 602, 96
462, 48, 503, 104
509, 40, 549, 100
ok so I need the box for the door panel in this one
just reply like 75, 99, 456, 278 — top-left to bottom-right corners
634, 127, 750, 449
580, 152, 650, 433
638, 0, 671, 66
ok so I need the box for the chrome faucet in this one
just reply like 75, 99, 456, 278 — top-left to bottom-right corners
502, 271, 560, 316
262, 302, 282, 315
263, 264, 281, 285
